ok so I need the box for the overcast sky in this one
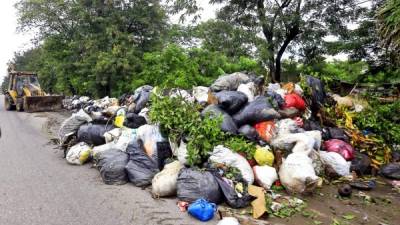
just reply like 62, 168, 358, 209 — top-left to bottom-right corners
0, 0, 33, 83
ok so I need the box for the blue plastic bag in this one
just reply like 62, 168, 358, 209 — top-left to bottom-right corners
188, 198, 217, 222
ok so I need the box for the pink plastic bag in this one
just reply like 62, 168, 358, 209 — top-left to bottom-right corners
323, 139, 355, 161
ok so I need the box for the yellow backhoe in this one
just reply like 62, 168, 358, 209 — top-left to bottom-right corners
4, 70, 63, 112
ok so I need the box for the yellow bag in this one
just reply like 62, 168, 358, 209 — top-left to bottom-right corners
114, 108, 126, 128
254, 146, 274, 166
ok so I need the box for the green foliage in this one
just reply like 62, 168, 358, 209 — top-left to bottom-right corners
148, 94, 201, 144
149, 93, 256, 166
186, 116, 227, 165
354, 101, 400, 145
224, 136, 256, 160
137, 44, 262, 90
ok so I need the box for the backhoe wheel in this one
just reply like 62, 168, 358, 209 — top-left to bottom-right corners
16, 98, 24, 112
4, 96, 15, 111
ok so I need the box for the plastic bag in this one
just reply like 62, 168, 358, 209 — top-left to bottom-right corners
66, 142, 91, 165
254, 146, 274, 166
215, 91, 248, 114
151, 161, 183, 197
323, 139, 355, 161
279, 152, 319, 193
278, 107, 301, 118
170, 89, 195, 102
322, 127, 349, 143
177, 140, 189, 166
380, 163, 400, 180
77, 123, 115, 146
238, 125, 259, 141
210, 72, 251, 92
177, 168, 223, 204
306, 76, 325, 111
303, 120, 323, 131
233, 96, 281, 127
253, 165, 278, 189
237, 82, 257, 102
133, 86, 153, 113
275, 118, 304, 135
201, 105, 238, 134
137, 125, 166, 161
218, 217, 240, 225
58, 109, 92, 145
94, 150, 129, 185
320, 151, 351, 176
350, 153, 372, 175
124, 112, 147, 129
193, 86, 209, 104
188, 199, 217, 222
209, 145, 254, 184
283, 93, 306, 111
125, 141, 159, 187
214, 175, 253, 208
271, 131, 321, 153
254, 121, 276, 143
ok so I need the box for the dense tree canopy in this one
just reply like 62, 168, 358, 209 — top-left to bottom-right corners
2, 0, 398, 98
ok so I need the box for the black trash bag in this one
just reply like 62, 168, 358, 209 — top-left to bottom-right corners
266, 91, 285, 109
215, 91, 248, 114
134, 91, 151, 114
177, 168, 223, 204
125, 141, 159, 187
238, 125, 259, 141
232, 96, 281, 127
306, 76, 326, 111
351, 153, 372, 176
380, 163, 400, 180
77, 123, 115, 146
392, 151, 400, 162
201, 105, 238, 134
124, 113, 147, 129
303, 120, 323, 131
156, 141, 173, 170
214, 174, 253, 208
94, 150, 129, 185
323, 127, 350, 142
278, 108, 301, 118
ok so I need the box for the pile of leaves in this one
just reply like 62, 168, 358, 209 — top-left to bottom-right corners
149, 93, 256, 166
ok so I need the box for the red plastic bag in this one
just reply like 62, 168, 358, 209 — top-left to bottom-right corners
283, 93, 306, 111
254, 121, 276, 142
323, 139, 355, 161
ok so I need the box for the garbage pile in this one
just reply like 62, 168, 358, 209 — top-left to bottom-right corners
58, 72, 400, 222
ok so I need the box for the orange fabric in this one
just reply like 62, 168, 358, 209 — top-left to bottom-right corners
254, 121, 276, 142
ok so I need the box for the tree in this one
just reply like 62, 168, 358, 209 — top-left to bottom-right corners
378, 0, 400, 50
15, 0, 168, 97
169, 0, 366, 82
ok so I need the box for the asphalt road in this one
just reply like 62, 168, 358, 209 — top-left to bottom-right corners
0, 95, 216, 225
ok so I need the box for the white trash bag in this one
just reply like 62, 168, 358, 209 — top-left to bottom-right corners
210, 145, 254, 184
253, 165, 278, 189
320, 151, 351, 176
193, 86, 209, 104
152, 161, 183, 197
279, 152, 319, 193
66, 142, 92, 165
237, 82, 257, 102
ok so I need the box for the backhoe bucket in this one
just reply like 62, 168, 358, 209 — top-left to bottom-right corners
23, 96, 64, 113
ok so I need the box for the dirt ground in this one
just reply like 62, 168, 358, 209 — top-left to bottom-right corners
40, 110, 400, 225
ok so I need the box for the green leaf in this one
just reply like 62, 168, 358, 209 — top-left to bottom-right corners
342, 213, 355, 220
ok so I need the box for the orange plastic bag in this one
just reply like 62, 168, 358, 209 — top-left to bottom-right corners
254, 121, 276, 142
